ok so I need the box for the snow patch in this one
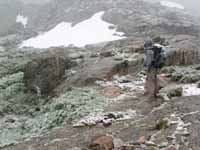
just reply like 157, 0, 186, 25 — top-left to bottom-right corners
20, 11, 125, 48
0, 46, 5, 52
73, 110, 138, 127
160, 1, 184, 9
16, 14, 28, 28
182, 84, 200, 96
96, 74, 145, 92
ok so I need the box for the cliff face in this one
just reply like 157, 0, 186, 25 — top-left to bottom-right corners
166, 46, 200, 66
166, 35, 200, 65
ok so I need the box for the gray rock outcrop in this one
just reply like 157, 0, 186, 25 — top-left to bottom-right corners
166, 36, 200, 65
24, 56, 65, 95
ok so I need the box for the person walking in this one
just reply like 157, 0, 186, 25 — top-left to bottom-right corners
144, 39, 166, 98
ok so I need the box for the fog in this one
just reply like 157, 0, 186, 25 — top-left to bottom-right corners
17, 0, 52, 4
145, 0, 200, 15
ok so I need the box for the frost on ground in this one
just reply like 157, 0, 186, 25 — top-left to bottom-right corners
20, 11, 125, 48
0, 86, 105, 147
96, 74, 145, 93
160, 1, 184, 9
73, 109, 138, 127
16, 14, 28, 28
182, 84, 200, 97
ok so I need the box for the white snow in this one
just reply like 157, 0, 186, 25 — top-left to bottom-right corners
182, 84, 200, 96
20, 11, 126, 48
16, 14, 28, 28
160, 1, 184, 9
73, 110, 138, 127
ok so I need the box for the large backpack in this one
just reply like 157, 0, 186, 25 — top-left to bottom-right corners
144, 45, 166, 70
152, 46, 166, 69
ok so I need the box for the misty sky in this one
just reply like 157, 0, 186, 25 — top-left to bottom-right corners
145, 0, 200, 15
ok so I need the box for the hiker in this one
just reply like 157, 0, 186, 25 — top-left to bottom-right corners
144, 39, 166, 98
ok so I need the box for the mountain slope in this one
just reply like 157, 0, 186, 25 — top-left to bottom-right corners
0, 0, 200, 47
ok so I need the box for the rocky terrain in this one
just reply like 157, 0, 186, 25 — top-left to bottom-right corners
1, 0, 200, 46
0, 0, 200, 150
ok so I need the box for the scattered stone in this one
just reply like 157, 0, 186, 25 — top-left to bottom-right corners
145, 146, 159, 150
167, 136, 175, 141
113, 138, 124, 149
145, 141, 156, 147
108, 25, 116, 30
159, 84, 184, 100
89, 135, 114, 150
102, 119, 112, 128
73, 115, 100, 127
69, 147, 82, 150
158, 74, 170, 89
179, 129, 190, 136
69, 53, 84, 59
90, 53, 99, 58
167, 86, 183, 98
127, 44, 144, 53
0, 46, 5, 52
100, 51, 114, 57
106, 113, 118, 120
120, 145, 135, 150
140, 144, 147, 149
164, 145, 177, 150
158, 142, 168, 148
113, 75, 132, 83
73, 110, 137, 127
100, 86, 122, 98
5, 118, 15, 123
114, 55, 124, 61
64, 58, 78, 69
152, 35, 167, 45
24, 56, 65, 95
155, 119, 169, 130
197, 82, 200, 88
137, 136, 145, 144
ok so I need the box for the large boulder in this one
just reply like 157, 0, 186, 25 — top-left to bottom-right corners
89, 135, 114, 150
166, 48, 200, 66
166, 35, 200, 66
70, 54, 143, 86
24, 56, 65, 95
